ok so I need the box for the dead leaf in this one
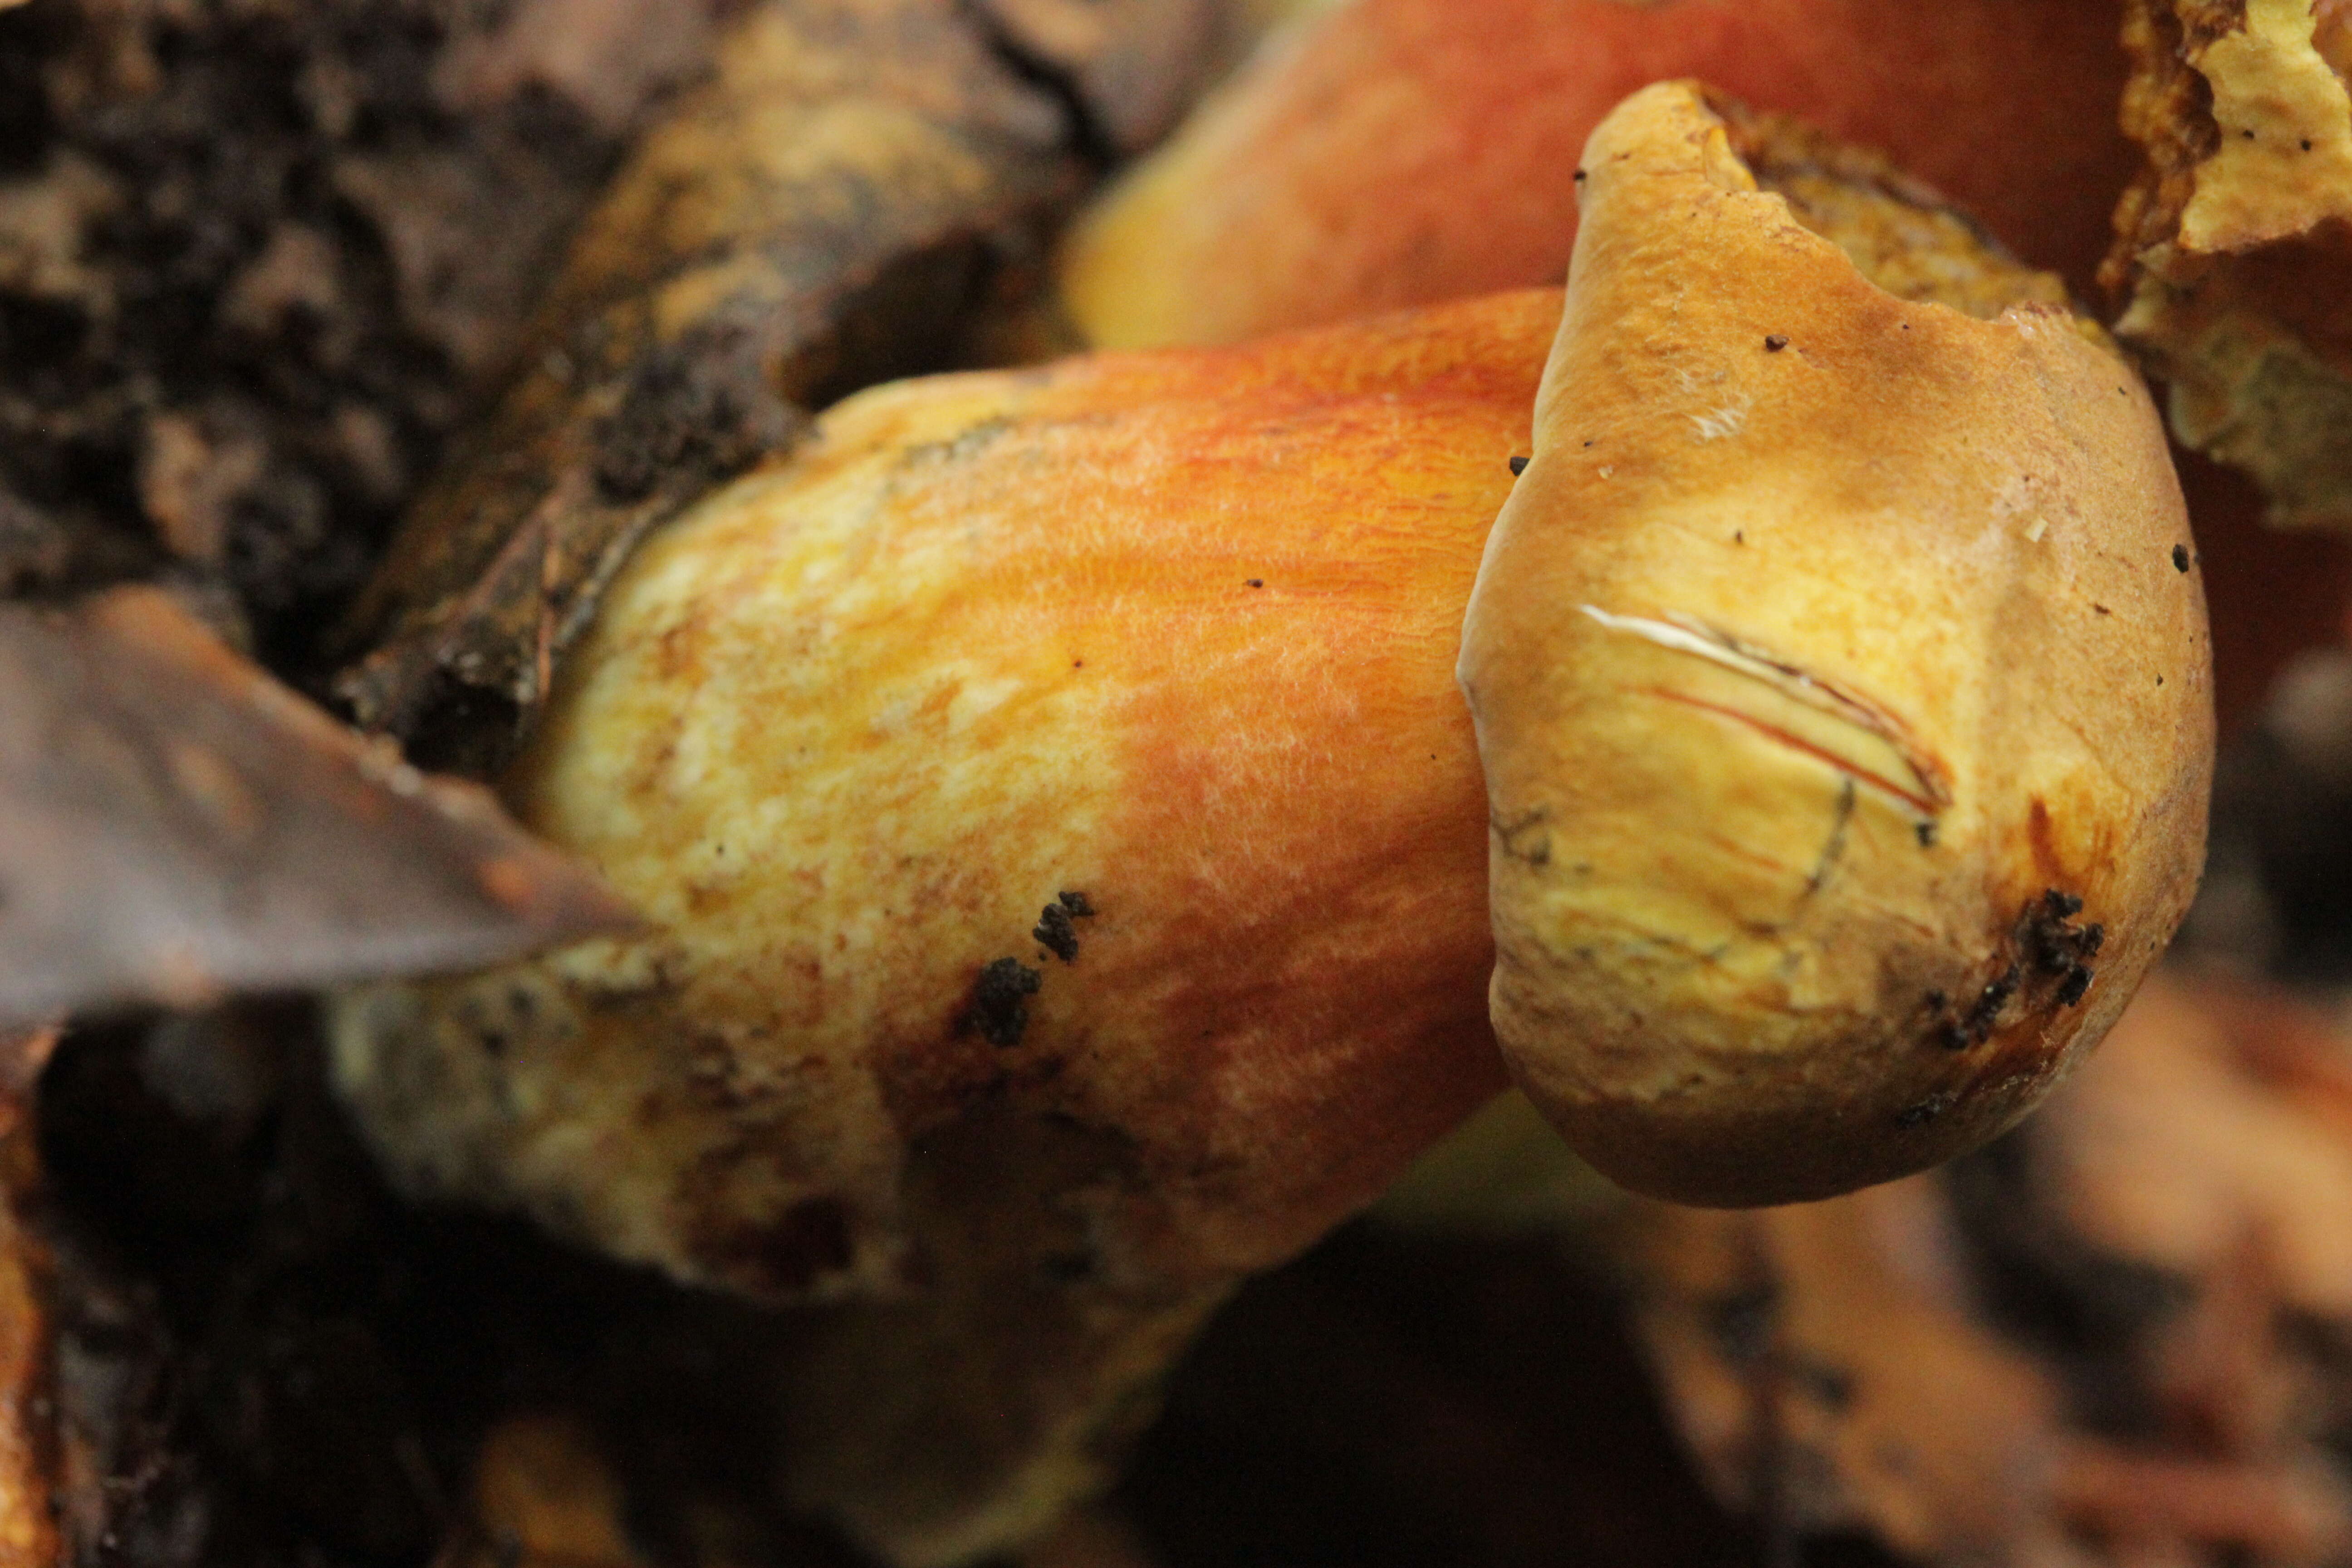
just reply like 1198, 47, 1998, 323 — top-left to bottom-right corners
0, 586, 634, 1024
1622, 971, 2352, 1567
2029, 973, 2352, 1325
1618, 1181, 2079, 1566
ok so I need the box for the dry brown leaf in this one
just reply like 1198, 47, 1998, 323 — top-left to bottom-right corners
1622, 970, 2352, 1567
2031, 974, 2352, 1325
0, 586, 634, 1024
1619, 1181, 2081, 1565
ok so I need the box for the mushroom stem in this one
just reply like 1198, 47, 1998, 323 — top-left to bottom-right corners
329, 290, 1552, 1559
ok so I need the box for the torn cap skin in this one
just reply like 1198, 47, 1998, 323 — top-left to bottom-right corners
1457, 83, 2214, 1208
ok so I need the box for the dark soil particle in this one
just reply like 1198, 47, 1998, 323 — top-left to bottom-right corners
1930, 889, 2104, 1051
964, 956, 1043, 1048
1033, 901, 1080, 962
2024, 887, 2103, 1010
1963, 963, 2022, 1038
1895, 1092, 1955, 1129
0, 0, 713, 671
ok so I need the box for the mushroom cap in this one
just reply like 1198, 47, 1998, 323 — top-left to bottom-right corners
1055, 0, 2138, 351
1457, 83, 2215, 1206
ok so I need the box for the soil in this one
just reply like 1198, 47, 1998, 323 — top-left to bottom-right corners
0, 0, 718, 672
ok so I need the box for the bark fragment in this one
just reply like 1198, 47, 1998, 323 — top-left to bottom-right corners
331, 0, 1096, 775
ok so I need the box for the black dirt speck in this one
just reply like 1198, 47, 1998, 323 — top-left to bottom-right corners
2025, 887, 2102, 1010
965, 958, 1042, 1048
1896, 1092, 1955, 1129
1964, 964, 2022, 1038
1034, 902, 1079, 963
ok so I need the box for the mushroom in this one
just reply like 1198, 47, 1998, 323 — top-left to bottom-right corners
1457, 83, 2214, 1208
327, 79, 2221, 1558
1052, 0, 2138, 352
328, 288, 1553, 1560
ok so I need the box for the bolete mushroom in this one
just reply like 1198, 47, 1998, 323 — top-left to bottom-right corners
1458, 83, 2214, 1207
328, 81, 2214, 1562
